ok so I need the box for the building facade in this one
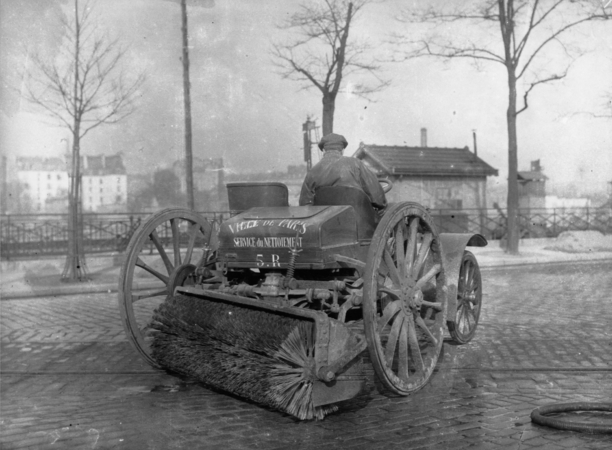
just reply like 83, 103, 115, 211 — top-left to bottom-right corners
81, 154, 128, 212
354, 142, 498, 211
518, 160, 547, 210
15, 157, 70, 213
13, 153, 128, 213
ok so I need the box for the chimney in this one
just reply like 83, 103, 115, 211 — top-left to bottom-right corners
472, 130, 478, 157
420, 128, 427, 147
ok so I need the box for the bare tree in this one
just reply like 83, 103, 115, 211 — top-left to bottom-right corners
272, 0, 389, 136
593, 89, 612, 118
22, 0, 144, 281
392, 0, 610, 254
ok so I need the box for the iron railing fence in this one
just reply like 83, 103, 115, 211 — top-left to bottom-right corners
1, 207, 610, 260
0, 211, 229, 260
429, 207, 612, 239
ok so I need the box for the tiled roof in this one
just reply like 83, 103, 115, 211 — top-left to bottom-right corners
16, 157, 66, 171
82, 154, 126, 175
354, 144, 498, 177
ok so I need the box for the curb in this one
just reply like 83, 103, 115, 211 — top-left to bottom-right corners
1, 281, 162, 301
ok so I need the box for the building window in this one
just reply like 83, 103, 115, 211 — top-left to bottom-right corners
435, 188, 463, 210
57, 174, 61, 180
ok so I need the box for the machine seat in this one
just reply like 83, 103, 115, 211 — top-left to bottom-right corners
227, 182, 289, 212
313, 186, 376, 240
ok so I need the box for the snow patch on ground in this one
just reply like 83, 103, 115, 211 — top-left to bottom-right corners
544, 230, 612, 253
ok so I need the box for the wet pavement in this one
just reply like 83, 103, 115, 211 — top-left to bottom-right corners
2, 258, 612, 449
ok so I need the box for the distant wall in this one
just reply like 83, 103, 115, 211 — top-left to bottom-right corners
386, 176, 488, 210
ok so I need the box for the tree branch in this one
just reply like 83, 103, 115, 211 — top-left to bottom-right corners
516, 70, 567, 115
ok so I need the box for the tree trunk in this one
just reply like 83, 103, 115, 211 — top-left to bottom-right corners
62, 131, 88, 281
181, 0, 194, 210
506, 69, 520, 254
321, 93, 335, 136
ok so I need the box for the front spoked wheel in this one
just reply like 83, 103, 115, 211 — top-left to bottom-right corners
449, 251, 482, 344
363, 203, 446, 395
118, 208, 216, 367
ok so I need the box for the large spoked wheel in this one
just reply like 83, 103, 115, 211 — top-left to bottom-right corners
118, 208, 216, 367
449, 251, 482, 344
363, 203, 446, 395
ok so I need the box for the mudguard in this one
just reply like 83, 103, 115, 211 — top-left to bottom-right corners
439, 233, 487, 323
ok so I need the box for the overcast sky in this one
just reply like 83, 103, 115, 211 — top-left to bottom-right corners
1, 0, 610, 194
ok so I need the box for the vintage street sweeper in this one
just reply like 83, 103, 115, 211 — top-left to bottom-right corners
118, 181, 486, 420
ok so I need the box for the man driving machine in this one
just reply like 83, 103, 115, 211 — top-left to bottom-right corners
299, 133, 387, 211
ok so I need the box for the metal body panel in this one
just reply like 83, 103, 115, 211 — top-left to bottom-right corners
218, 205, 363, 269
439, 233, 487, 321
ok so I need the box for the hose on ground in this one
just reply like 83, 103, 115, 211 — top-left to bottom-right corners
531, 402, 612, 434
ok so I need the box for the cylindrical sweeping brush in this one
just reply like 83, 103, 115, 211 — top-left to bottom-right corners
149, 294, 338, 420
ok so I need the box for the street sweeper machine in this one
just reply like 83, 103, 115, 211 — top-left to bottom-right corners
118, 181, 486, 420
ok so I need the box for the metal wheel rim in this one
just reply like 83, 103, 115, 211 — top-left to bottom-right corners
453, 251, 482, 343
363, 203, 446, 395
117, 208, 214, 367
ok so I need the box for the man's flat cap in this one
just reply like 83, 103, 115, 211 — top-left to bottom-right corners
318, 133, 348, 151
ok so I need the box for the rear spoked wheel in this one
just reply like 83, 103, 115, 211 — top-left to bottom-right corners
363, 203, 446, 395
118, 208, 216, 367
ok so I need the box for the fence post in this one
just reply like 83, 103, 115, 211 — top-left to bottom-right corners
586, 207, 590, 231
6, 214, 10, 261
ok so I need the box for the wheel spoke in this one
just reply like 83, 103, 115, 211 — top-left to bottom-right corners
135, 257, 170, 284
465, 308, 475, 329
383, 246, 401, 287
415, 315, 438, 346
458, 308, 467, 333
406, 314, 424, 374
184, 223, 200, 265
421, 300, 443, 311
378, 300, 401, 331
150, 230, 174, 275
398, 319, 409, 381
132, 288, 168, 302
385, 314, 404, 368
395, 221, 407, 277
406, 218, 418, 273
415, 263, 441, 289
171, 218, 181, 267
412, 232, 433, 279
379, 287, 400, 299
463, 261, 472, 289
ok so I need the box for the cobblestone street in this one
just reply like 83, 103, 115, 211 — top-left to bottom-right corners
2, 260, 612, 449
